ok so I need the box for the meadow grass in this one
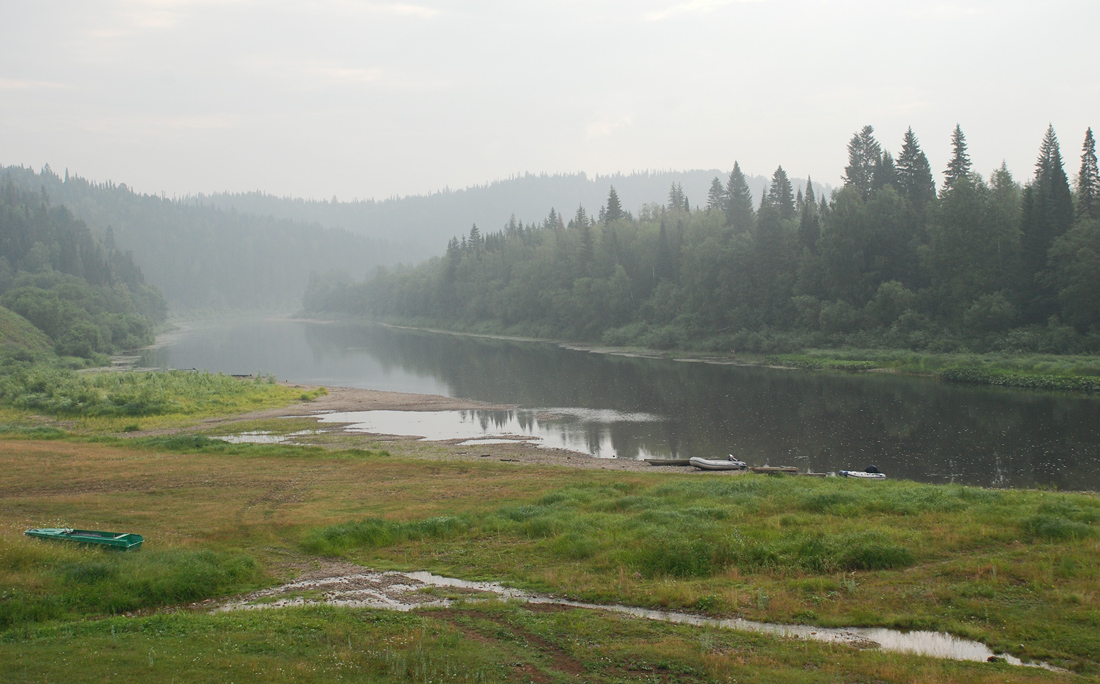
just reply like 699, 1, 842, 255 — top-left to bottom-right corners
1, 433, 1097, 675
0, 536, 263, 628
305, 476, 1100, 670
0, 603, 1077, 684
0, 367, 325, 433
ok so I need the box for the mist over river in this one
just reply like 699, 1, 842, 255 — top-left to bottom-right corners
144, 318, 1100, 491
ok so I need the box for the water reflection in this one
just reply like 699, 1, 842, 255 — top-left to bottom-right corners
316, 409, 667, 458
148, 318, 1100, 490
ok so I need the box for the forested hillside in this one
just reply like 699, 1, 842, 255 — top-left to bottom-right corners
199, 170, 824, 265
0, 182, 167, 358
0, 165, 392, 313
305, 125, 1100, 355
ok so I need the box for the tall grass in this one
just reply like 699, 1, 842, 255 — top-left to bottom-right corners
303, 477, 1100, 580
0, 366, 307, 418
0, 536, 263, 629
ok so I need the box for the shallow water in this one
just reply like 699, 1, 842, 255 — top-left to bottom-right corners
148, 318, 1100, 489
219, 569, 1057, 670
316, 408, 666, 458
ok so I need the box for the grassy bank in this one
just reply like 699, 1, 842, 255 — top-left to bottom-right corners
0, 603, 1074, 684
762, 349, 1100, 392
0, 364, 325, 432
305, 476, 1100, 669
1, 431, 1097, 677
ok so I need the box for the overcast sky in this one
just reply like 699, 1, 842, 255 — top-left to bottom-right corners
2, 0, 1096, 201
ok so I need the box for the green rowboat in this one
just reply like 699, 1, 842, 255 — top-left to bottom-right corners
24, 528, 143, 550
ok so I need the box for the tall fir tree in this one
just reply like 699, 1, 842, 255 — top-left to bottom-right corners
872, 151, 897, 191
568, 205, 589, 229
724, 162, 755, 233
767, 166, 795, 220
706, 177, 727, 212
543, 207, 564, 231
895, 127, 935, 210
604, 185, 624, 224
667, 183, 686, 211
1019, 125, 1075, 319
943, 124, 972, 191
844, 125, 881, 200
1077, 127, 1099, 221
798, 177, 821, 252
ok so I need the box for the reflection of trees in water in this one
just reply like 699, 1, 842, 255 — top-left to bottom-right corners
301, 323, 1100, 490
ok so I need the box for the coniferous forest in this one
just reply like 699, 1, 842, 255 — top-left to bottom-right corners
304, 125, 1100, 355
0, 182, 167, 357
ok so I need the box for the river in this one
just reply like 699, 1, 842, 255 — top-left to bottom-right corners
143, 317, 1100, 491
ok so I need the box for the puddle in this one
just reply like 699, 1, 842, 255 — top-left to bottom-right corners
219, 569, 1060, 670
457, 438, 534, 446
216, 430, 319, 444
315, 408, 666, 459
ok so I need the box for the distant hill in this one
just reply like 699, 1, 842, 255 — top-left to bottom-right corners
1, 165, 392, 314
0, 305, 51, 353
198, 170, 830, 265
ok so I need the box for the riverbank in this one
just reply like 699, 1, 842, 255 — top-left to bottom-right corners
1, 427, 1096, 679
356, 318, 1100, 393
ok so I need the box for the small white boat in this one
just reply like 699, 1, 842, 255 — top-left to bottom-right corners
839, 470, 886, 480
690, 457, 747, 471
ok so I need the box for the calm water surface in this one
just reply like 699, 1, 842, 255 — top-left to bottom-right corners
145, 318, 1100, 490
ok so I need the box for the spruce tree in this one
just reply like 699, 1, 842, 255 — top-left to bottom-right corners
1077, 127, 1099, 221
604, 185, 624, 224
543, 207, 564, 231
724, 162, 755, 232
872, 151, 897, 191
943, 124, 971, 191
706, 177, 727, 212
667, 183, 685, 211
568, 205, 588, 229
798, 180, 821, 252
895, 127, 935, 210
844, 125, 881, 200
767, 166, 795, 220
1020, 125, 1075, 319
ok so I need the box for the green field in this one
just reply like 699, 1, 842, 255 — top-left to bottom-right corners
0, 418, 1097, 681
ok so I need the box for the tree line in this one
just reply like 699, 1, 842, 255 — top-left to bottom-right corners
0, 182, 168, 357
305, 124, 1100, 355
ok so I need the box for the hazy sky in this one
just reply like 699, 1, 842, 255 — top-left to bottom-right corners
2, 0, 1096, 201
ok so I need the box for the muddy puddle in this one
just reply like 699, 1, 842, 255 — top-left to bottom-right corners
215, 430, 321, 444
219, 568, 1058, 670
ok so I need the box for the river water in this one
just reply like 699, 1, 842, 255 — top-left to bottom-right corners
144, 317, 1100, 491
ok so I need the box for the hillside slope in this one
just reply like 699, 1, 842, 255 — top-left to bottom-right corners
0, 305, 52, 352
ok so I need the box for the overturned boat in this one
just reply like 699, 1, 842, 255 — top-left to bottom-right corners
689, 456, 748, 471
24, 528, 143, 550
839, 469, 887, 480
